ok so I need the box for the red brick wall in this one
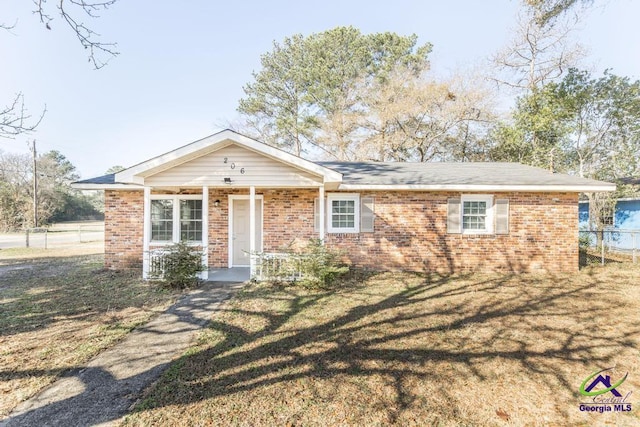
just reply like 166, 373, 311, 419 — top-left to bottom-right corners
324, 191, 579, 273
104, 189, 579, 273
206, 189, 317, 268
104, 190, 144, 269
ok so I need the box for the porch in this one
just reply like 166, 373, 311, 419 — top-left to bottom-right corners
207, 267, 251, 282
142, 186, 327, 281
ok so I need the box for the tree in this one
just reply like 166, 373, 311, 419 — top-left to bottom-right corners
238, 27, 432, 156
238, 34, 315, 155
493, 68, 640, 230
1, 1, 119, 139
491, 8, 584, 93
0, 94, 46, 140
0, 149, 100, 230
33, 0, 120, 69
525, 0, 594, 26
339, 67, 495, 162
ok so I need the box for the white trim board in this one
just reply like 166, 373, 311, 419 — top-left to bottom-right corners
338, 184, 616, 192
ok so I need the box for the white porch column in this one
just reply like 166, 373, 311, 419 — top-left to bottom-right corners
142, 186, 151, 279
319, 186, 325, 242
249, 186, 256, 278
200, 186, 209, 280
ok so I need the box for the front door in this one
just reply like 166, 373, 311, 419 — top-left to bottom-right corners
231, 198, 262, 266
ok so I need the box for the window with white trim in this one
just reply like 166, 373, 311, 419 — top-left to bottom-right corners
327, 193, 360, 233
461, 195, 493, 234
150, 196, 203, 243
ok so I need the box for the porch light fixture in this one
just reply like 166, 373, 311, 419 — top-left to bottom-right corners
224, 177, 232, 184
214, 199, 221, 207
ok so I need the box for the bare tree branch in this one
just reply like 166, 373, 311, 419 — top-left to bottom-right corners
0, 93, 47, 139
490, 10, 584, 93
0, 19, 18, 30
33, 0, 119, 69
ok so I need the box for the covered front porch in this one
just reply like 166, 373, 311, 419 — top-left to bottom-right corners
143, 185, 328, 281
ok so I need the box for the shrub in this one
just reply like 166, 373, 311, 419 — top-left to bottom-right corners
295, 239, 349, 288
150, 243, 205, 289
256, 239, 349, 288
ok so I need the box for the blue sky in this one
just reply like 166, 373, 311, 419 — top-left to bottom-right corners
2, 0, 639, 179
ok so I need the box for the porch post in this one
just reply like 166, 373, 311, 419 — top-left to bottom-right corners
142, 186, 151, 279
319, 186, 325, 242
201, 186, 209, 280
249, 186, 256, 278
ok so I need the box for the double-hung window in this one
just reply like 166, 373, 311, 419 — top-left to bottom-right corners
150, 196, 203, 243
461, 195, 494, 234
327, 193, 360, 233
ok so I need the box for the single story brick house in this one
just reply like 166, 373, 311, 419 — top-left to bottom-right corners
73, 129, 615, 279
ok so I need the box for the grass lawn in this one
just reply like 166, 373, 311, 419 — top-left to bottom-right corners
124, 264, 640, 426
0, 245, 183, 418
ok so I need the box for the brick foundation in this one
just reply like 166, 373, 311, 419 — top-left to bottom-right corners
103, 189, 579, 274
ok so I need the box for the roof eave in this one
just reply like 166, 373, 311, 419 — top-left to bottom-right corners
71, 183, 145, 190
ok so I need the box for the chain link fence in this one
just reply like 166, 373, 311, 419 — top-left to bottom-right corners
579, 229, 639, 267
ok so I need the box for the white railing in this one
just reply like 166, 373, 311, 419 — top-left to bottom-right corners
145, 247, 208, 280
253, 252, 304, 282
147, 248, 169, 279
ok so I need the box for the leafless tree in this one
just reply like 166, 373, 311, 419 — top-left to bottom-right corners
1, 1, 118, 138
33, 0, 120, 69
491, 10, 584, 93
0, 94, 46, 139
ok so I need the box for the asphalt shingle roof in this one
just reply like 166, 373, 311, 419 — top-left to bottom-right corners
316, 161, 610, 187
75, 174, 116, 185
74, 162, 613, 189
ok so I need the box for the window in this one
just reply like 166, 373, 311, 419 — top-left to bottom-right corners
151, 200, 173, 241
150, 196, 203, 243
461, 195, 493, 234
180, 200, 203, 241
327, 193, 360, 233
599, 210, 614, 227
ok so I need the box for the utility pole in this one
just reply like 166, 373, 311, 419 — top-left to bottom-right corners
31, 139, 38, 228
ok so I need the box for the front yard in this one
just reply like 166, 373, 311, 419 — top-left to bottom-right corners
0, 247, 183, 418
124, 265, 640, 426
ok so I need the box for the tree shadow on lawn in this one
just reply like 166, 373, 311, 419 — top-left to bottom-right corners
3, 270, 638, 425
129, 271, 639, 424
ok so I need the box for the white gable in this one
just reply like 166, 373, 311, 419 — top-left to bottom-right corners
114, 130, 342, 187
145, 143, 323, 187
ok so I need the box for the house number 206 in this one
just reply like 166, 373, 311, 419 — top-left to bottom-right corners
223, 158, 245, 173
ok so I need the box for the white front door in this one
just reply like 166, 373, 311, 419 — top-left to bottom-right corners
231, 198, 262, 266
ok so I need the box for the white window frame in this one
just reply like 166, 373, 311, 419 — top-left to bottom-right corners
461, 194, 494, 235
150, 194, 203, 244
327, 193, 360, 233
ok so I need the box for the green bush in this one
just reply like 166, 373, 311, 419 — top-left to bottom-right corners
295, 239, 349, 288
151, 243, 205, 289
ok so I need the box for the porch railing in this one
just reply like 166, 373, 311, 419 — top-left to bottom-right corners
147, 249, 169, 279
253, 252, 304, 282
145, 247, 208, 280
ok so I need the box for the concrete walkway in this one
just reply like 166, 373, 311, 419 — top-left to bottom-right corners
1, 281, 244, 427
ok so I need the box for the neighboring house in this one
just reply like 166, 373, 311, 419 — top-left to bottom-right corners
579, 198, 640, 250
72, 130, 615, 279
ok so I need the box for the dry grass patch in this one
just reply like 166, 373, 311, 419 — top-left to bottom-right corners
0, 252, 183, 418
125, 265, 640, 426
